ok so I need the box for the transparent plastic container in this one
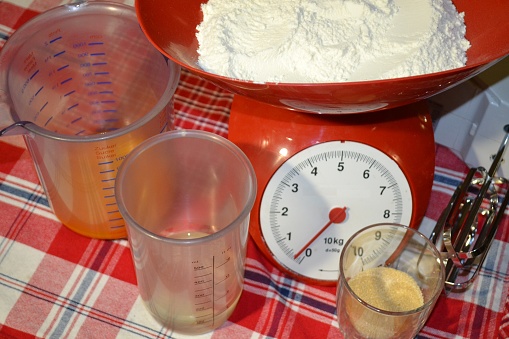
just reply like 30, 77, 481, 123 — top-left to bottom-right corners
116, 130, 257, 335
0, 2, 180, 239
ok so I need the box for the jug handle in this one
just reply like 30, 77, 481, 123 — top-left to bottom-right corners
0, 121, 32, 137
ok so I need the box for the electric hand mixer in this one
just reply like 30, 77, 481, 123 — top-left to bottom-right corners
136, 0, 509, 287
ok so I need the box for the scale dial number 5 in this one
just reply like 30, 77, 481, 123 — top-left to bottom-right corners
259, 141, 413, 283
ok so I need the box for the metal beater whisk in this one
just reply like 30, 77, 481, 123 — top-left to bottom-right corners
430, 125, 509, 292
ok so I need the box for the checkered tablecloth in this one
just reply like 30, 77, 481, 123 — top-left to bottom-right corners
1, 1, 509, 338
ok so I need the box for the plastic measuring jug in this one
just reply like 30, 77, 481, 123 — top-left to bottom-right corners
0, 2, 180, 239
115, 130, 257, 335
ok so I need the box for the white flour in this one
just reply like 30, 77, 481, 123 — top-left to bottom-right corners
196, 0, 470, 83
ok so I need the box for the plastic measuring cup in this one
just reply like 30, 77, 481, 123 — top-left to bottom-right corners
0, 2, 180, 239
336, 224, 445, 339
115, 130, 257, 335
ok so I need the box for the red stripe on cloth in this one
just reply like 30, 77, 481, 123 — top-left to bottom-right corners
0, 324, 39, 339
0, 147, 39, 184
0, 142, 25, 174
423, 296, 468, 336
288, 311, 339, 338
45, 227, 94, 264
108, 245, 137, 284
425, 186, 455, 221
435, 144, 470, 173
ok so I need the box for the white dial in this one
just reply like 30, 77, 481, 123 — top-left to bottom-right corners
259, 141, 413, 283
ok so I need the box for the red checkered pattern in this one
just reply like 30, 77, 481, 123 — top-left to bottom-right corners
1, 2, 509, 339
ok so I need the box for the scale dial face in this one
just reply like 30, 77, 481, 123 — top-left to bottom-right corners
259, 141, 413, 283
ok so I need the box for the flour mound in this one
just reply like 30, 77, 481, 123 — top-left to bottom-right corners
196, 0, 470, 83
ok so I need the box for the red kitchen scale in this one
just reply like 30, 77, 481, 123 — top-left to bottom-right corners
136, 0, 509, 285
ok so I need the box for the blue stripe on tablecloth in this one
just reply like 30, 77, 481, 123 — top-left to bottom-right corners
434, 173, 463, 188
0, 180, 49, 207
51, 269, 102, 338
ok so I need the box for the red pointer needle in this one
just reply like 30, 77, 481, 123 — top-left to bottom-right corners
294, 206, 347, 259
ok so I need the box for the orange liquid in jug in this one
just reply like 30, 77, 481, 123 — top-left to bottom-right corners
27, 105, 169, 239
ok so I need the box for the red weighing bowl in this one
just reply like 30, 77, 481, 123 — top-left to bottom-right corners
136, 0, 509, 114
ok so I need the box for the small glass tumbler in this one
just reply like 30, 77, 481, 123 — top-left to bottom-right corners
336, 223, 445, 339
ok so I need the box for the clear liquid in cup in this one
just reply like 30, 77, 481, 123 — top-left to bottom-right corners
141, 227, 245, 335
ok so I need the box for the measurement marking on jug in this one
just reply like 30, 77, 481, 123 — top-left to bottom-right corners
88, 42, 104, 46
71, 117, 82, 124
35, 86, 43, 97
91, 52, 106, 56
97, 81, 112, 85
64, 90, 75, 97
195, 279, 212, 285
57, 65, 69, 72
67, 103, 78, 111
44, 117, 53, 127
54, 50, 65, 58
92, 62, 107, 66
49, 36, 62, 44
195, 301, 212, 307
195, 271, 212, 278
215, 276, 229, 285
196, 287, 212, 292
95, 72, 109, 76
99, 90, 113, 94
216, 257, 231, 268
39, 102, 48, 113
60, 78, 72, 85
109, 219, 124, 230
30, 70, 39, 80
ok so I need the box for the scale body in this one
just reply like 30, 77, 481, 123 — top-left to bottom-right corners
229, 95, 435, 285
134, 0, 509, 286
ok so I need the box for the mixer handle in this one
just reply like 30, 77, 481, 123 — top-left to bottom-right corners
430, 125, 509, 292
